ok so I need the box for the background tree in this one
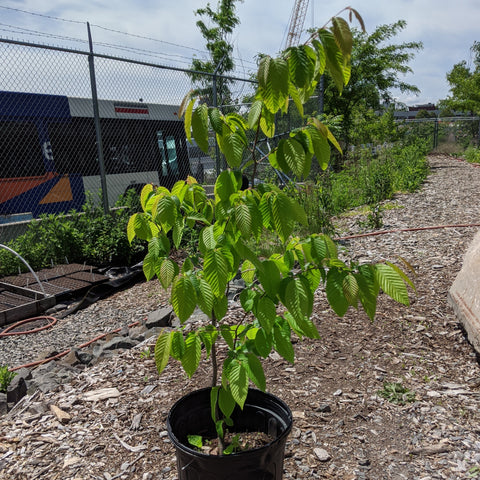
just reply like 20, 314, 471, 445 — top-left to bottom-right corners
321, 20, 422, 149
439, 41, 480, 115
188, 0, 243, 107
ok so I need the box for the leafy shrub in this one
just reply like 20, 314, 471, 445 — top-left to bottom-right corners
464, 146, 480, 164
0, 365, 16, 393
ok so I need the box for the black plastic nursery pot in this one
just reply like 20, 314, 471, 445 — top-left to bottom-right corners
167, 387, 293, 480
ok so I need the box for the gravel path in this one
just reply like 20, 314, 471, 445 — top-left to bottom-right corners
1, 154, 480, 480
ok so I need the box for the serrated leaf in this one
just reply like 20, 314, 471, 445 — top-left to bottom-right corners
218, 386, 236, 419
142, 251, 159, 281
318, 29, 345, 93
213, 295, 228, 321
248, 100, 263, 128
271, 192, 294, 243
184, 97, 196, 143
241, 260, 255, 285
332, 17, 353, 58
257, 260, 281, 299
196, 278, 214, 317
171, 275, 196, 322
234, 203, 252, 238
181, 333, 201, 378
343, 273, 359, 307
278, 138, 306, 178
215, 170, 237, 202
255, 296, 277, 333
172, 218, 184, 248
140, 184, 154, 212
204, 250, 229, 297
273, 320, 294, 364
326, 268, 349, 317
153, 195, 177, 233
170, 330, 186, 360
375, 263, 410, 306
226, 361, 249, 409
254, 327, 273, 358
127, 213, 152, 242
208, 107, 224, 135
191, 104, 209, 152
243, 353, 266, 391
354, 271, 378, 320
157, 258, 178, 289
154, 330, 171, 375
221, 132, 245, 168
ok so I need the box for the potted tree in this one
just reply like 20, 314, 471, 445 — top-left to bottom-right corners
128, 8, 412, 479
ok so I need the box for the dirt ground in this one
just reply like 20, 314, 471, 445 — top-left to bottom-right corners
1, 154, 480, 479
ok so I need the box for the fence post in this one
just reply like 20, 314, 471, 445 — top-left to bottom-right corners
87, 22, 109, 214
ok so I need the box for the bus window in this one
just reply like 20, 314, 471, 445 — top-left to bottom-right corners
0, 121, 44, 177
166, 136, 178, 175
156, 131, 168, 177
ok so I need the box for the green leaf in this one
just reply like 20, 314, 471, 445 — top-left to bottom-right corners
343, 273, 359, 307
326, 268, 349, 317
287, 45, 314, 89
204, 249, 229, 297
196, 278, 214, 317
235, 203, 252, 238
248, 100, 263, 128
154, 330, 171, 375
277, 138, 306, 178
257, 260, 281, 299
157, 258, 178, 289
170, 331, 185, 361
181, 333, 201, 378
221, 132, 245, 168
172, 218, 184, 249
127, 213, 152, 242
271, 192, 294, 243
171, 275, 196, 322
318, 29, 345, 93
218, 386, 236, 419
273, 320, 294, 364
375, 263, 410, 306
140, 184, 154, 212
215, 170, 238, 202
254, 328, 273, 358
280, 276, 313, 323
354, 271, 378, 320
210, 386, 219, 423
241, 260, 255, 285
307, 125, 330, 170
153, 196, 177, 233
191, 103, 209, 153
332, 17, 353, 58
199, 225, 216, 253
142, 251, 160, 281
255, 296, 277, 333
243, 353, 266, 391
213, 295, 228, 321
187, 435, 203, 449
183, 97, 196, 143
208, 107, 224, 135
226, 361, 249, 409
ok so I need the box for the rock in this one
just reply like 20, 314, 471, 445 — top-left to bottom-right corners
0, 392, 7, 416
50, 404, 71, 424
103, 337, 138, 351
314, 447, 331, 462
6, 375, 27, 404
145, 307, 172, 329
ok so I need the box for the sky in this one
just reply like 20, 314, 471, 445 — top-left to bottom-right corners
0, 0, 479, 107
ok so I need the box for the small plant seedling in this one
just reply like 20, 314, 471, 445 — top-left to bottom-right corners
140, 347, 151, 359
0, 365, 16, 393
377, 381, 416, 405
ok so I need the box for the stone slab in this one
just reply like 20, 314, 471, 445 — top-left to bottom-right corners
448, 229, 480, 353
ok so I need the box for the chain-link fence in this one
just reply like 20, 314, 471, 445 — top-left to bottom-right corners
398, 117, 480, 152
0, 32, 258, 241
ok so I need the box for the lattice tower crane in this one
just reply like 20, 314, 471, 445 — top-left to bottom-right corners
284, 0, 310, 49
